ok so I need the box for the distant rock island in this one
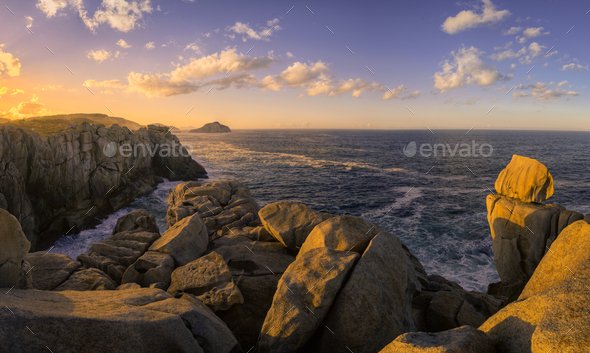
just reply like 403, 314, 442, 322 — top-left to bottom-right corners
190, 121, 231, 133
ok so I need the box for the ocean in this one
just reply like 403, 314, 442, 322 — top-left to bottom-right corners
52, 130, 590, 291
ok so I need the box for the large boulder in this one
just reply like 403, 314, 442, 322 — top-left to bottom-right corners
298, 215, 379, 255
113, 209, 159, 234
0, 209, 31, 288
486, 193, 582, 299
258, 201, 324, 250
166, 180, 259, 238
168, 251, 243, 311
480, 220, 590, 353
78, 230, 160, 283
122, 251, 175, 289
55, 268, 117, 291
25, 252, 80, 290
150, 213, 208, 266
314, 232, 422, 353
0, 288, 238, 353
494, 155, 554, 203
259, 247, 359, 353
380, 326, 496, 353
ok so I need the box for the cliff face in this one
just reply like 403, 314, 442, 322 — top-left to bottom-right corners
0, 123, 206, 249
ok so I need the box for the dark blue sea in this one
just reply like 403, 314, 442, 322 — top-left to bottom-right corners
53, 130, 590, 291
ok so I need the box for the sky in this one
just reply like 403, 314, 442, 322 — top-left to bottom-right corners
0, 0, 589, 130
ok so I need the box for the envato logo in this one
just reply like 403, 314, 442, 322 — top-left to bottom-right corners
402, 141, 493, 158
102, 141, 193, 158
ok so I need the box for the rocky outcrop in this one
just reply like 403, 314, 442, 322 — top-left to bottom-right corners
494, 154, 554, 203
0, 123, 206, 249
122, 251, 175, 289
0, 288, 238, 353
486, 156, 582, 299
150, 213, 209, 266
166, 180, 259, 239
480, 220, 590, 353
380, 326, 496, 353
55, 268, 117, 290
25, 252, 80, 290
259, 201, 325, 251
259, 247, 358, 353
0, 208, 31, 289
168, 251, 244, 311
112, 208, 160, 234
190, 121, 231, 133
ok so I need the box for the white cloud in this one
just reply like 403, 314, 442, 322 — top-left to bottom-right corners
184, 42, 200, 53
522, 27, 545, 38
490, 42, 545, 64
83, 79, 127, 94
434, 46, 505, 91
442, 0, 510, 34
116, 39, 131, 49
513, 81, 579, 101
87, 49, 119, 63
561, 62, 588, 72
0, 44, 22, 77
228, 18, 281, 41
127, 72, 198, 97
36, 0, 152, 32
145, 41, 155, 50
504, 26, 521, 35
25, 16, 34, 30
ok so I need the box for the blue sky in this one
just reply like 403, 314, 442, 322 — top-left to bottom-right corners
0, 0, 589, 129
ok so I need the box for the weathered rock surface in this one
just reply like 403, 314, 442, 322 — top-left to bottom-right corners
494, 154, 554, 203
113, 208, 159, 234
298, 215, 379, 255
78, 229, 160, 283
314, 231, 422, 353
168, 251, 243, 311
0, 288, 238, 353
25, 252, 80, 290
486, 193, 582, 299
481, 220, 590, 353
0, 123, 206, 249
259, 201, 324, 250
167, 180, 259, 239
122, 251, 174, 289
413, 275, 502, 332
0, 208, 31, 288
380, 326, 496, 353
55, 268, 117, 290
259, 247, 359, 353
190, 121, 231, 133
150, 213, 208, 266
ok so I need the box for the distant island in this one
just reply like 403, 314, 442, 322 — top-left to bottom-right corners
190, 121, 231, 133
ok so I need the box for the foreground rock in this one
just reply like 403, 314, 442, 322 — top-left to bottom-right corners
25, 252, 80, 290
122, 251, 174, 289
150, 213, 208, 266
190, 121, 231, 133
494, 154, 554, 203
167, 180, 259, 239
480, 220, 590, 353
259, 247, 358, 353
0, 209, 31, 288
380, 326, 496, 353
259, 201, 325, 251
168, 251, 243, 311
0, 122, 206, 249
55, 268, 117, 290
113, 209, 160, 234
0, 288, 238, 353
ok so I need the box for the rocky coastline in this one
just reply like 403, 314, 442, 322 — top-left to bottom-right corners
0, 122, 206, 250
0, 154, 588, 352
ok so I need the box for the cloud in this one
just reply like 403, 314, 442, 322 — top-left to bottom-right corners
228, 18, 280, 41
0, 44, 22, 77
25, 16, 34, 30
169, 48, 274, 82
36, 0, 152, 32
87, 49, 119, 63
442, 0, 510, 34
83, 79, 127, 94
513, 81, 579, 101
516, 26, 548, 44
503, 26, 521, 35
127, 72, 198, 97
145, 41, 155, 49
0, 86, 25, 98
561, 62, 588, 72
116, 39, 131, 49
434, 46, 505, 91
490, 42, 545, 64
184, 42, 200, 53
1, 95, 49, 119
